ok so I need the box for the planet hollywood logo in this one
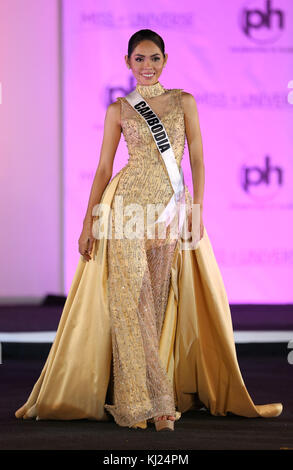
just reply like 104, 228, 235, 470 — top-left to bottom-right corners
108, 76, 136, 106
239, 0, 285, 44
240, 155, 283, 201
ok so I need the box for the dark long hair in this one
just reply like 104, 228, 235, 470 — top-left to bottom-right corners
128, 29, 165, 58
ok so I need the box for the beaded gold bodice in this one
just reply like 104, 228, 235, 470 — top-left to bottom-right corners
116, 81, 186, 171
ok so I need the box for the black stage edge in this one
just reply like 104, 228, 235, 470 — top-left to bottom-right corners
0, 302, 292, 332
0, 341, 290, 360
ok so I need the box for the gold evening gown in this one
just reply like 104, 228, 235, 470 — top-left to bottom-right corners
15, 81, 283, 429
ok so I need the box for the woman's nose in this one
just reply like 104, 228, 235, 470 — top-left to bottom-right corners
144, 59, 152, 68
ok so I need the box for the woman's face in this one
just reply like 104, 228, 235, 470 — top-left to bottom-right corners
125, 40, 168, 86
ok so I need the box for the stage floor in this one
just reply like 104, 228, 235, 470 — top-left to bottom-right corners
1, 347, 292, 451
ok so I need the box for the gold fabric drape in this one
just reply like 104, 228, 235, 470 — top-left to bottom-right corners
15, 171, 283, 428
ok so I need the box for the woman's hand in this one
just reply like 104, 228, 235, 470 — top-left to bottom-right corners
187, 206, 204, 241
78, 218, 95, 262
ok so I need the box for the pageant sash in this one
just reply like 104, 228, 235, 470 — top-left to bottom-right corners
125, 89, 187, 236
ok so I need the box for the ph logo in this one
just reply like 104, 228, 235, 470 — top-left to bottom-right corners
239, 0, 285, 44
108, 76, 136, 105
240, 155, 283, 200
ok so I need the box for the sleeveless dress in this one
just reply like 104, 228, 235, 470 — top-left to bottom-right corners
104, 81, 190, 427
14, 81, 283, 429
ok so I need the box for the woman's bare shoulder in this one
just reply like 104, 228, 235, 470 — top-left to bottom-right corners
181, 91, 197, 105
180, 91, 198, 117
106, 99, 122, 127
108, 98, 122, 111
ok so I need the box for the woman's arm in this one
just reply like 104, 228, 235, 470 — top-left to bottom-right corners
83, 100, 122, 226
181, 92, 205, 210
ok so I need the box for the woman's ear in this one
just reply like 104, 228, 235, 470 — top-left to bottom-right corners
125, 55, 130, 69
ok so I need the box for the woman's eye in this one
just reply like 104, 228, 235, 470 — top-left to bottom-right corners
135, 57, 160, 62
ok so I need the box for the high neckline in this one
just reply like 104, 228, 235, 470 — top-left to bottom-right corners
135, 80, 166, 98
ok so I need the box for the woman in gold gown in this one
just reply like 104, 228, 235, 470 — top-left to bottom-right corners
15, 29, 283, 431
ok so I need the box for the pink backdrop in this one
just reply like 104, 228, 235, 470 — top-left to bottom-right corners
0, 0, 61, 301
63, 0, 293, 302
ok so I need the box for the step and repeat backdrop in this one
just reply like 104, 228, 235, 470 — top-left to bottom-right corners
63, 0, 293, 302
